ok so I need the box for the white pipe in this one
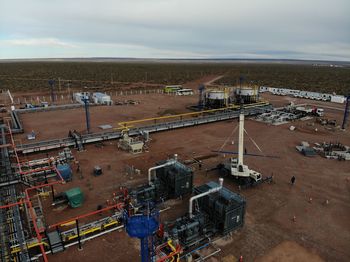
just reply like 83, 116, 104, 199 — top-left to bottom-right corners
189, 178, 223, 218
148, 156, 177, 185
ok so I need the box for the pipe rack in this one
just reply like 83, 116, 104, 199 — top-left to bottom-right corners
0, 125, 30, 262
14, 102, 271, 154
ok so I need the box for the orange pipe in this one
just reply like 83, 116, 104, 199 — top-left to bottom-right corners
0, 200, 28, 209
20, 166, 53, 176
23, 167, 65, 262
4, 120, 65, 261
49, 203, 120, 229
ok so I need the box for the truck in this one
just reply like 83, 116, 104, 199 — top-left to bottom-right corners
295, 106, 324, 117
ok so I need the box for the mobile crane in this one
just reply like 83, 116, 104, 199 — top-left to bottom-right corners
215, 109, 275, 186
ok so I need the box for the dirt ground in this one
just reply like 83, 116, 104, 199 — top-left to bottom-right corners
13, 74, 220, 143
17, 90, 350, 262
15, 93, 198, 143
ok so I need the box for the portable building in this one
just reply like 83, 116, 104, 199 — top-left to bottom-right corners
259, 86, 269, 93
92, 92, 112, 105
331, 95, 346, 103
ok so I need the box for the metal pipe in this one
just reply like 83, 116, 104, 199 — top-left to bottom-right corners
148, 156, 177, 185
48, 203, 120, 229
30, 225, 125, 261
189, 178, 223, 218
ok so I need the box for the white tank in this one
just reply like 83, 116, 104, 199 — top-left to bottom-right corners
236, 87, 255, 96
206, 90, 225, 100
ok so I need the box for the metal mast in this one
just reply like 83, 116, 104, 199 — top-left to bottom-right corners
238, 112, 244, 166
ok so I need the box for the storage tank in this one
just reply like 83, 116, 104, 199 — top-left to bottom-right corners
57, 163, 72, 181
235, 87, 259, 104
207, 90, 225, 100
205, 90, 226, 108
237, 87, 255, 96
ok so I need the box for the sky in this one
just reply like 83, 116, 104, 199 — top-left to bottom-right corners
0, 0, 349, 61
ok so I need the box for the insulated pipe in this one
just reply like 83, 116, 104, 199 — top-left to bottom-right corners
148, 156, 177, 185
189, 178, 223, 218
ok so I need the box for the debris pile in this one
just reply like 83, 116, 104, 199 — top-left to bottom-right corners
115, 100, 140, 105
314, 142, 350, 160
296, 141, 317, 156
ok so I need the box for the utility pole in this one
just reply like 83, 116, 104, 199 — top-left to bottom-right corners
48, 79, 55, 103
83, 96, 91, 133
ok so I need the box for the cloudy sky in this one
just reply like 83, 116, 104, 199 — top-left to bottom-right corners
0, 0, 349, 60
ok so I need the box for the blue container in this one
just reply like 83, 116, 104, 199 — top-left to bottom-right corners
57, 164, 72, 181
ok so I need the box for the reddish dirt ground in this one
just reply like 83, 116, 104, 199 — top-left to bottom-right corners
15, 90, 350, 262
15, 93, 198, 143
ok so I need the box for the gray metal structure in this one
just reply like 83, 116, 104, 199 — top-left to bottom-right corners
0, 125, 30, 262
15, 105, 271, 154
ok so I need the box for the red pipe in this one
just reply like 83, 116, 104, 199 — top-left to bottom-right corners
25, 190, 48, 262
23, 167, 65, 262
20, 166, 53, 176
4, 120, 66, 261
49, 203, 121, 229
0, 200, 28, 209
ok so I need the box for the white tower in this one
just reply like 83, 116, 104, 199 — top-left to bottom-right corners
223, 111, 262, 183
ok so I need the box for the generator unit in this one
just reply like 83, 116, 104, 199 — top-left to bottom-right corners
132, 158, 193, 204
194, 182, 246, 235
166, 213, 209, 246
154, 160, 193, 200
164, 181, 246, 247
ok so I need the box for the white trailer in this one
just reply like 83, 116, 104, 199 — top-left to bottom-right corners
331, 95, 346, 104
259, 86, 269, 93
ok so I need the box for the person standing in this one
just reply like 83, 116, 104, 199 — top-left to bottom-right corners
291, 176, 296, 185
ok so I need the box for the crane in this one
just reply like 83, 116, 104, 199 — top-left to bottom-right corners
215, 104, 274, 186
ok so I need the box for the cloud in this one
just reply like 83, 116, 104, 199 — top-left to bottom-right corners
0, 0, 349, 60
1, 38, 77, 48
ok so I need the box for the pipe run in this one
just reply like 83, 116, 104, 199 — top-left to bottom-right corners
189, 178, 223, 218
148, 154, 178, 185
